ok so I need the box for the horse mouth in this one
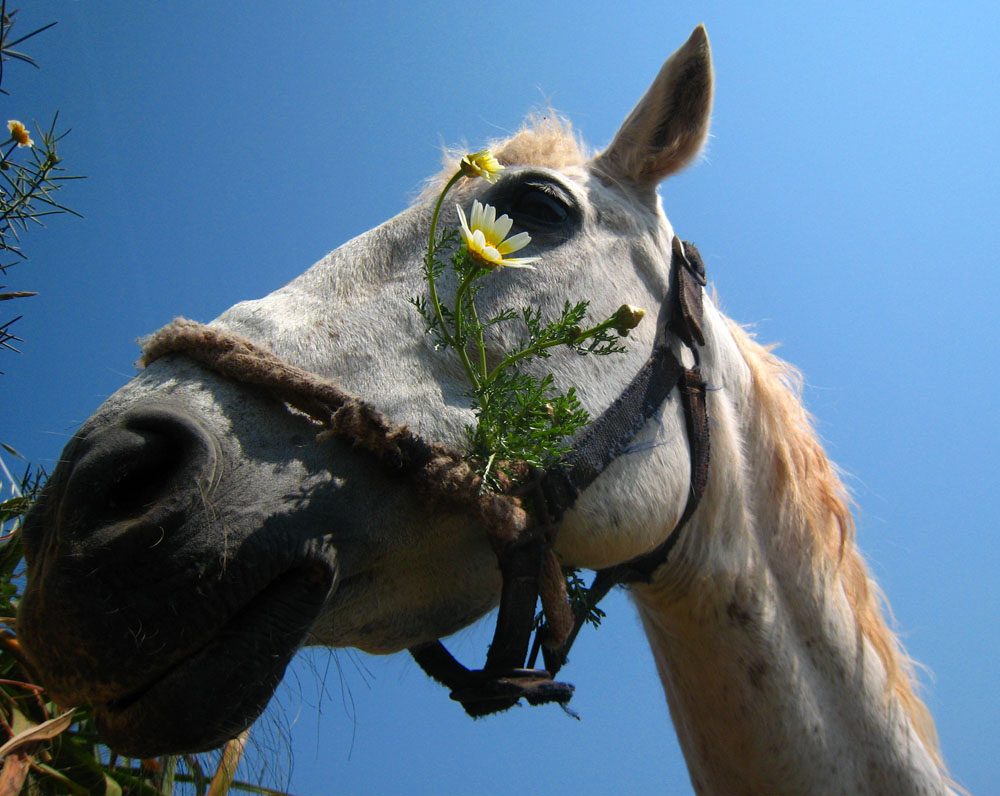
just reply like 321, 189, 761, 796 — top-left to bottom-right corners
91, 560, 336, 758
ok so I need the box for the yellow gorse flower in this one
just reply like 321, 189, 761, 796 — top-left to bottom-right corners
7, 120, 33, 148
457, 200, 539, 270
459, 149, 503, 183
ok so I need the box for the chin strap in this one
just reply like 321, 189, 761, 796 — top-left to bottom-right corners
409, 237, 710, 715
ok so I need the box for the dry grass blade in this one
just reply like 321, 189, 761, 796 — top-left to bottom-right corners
0, 750, 30, 796
0, 707, 74, 758
206, 729, 250, 796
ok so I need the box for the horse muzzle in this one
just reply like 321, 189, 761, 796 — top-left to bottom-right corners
17, 401, 339, 756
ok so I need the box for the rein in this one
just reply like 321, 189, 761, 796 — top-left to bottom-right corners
139, 236, 710, 718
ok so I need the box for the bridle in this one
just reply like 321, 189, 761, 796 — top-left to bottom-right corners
410, 234, 710, 715
139, 235, 710, 719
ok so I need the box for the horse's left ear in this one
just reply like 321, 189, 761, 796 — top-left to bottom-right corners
595, 25, 713, 188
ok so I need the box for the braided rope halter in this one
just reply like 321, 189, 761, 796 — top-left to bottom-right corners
140, 236, 710, 718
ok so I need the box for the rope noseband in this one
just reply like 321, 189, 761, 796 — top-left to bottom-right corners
140, 236, 710, 718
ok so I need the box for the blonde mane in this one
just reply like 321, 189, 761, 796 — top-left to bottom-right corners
726, 319, 943, 767
420, 113, 587, 200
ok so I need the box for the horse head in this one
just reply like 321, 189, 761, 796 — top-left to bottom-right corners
17, 26, 956, 795
20, 27, 716, 758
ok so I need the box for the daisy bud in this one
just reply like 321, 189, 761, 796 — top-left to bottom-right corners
612, 304, 646, 336
459, 150, 503, 183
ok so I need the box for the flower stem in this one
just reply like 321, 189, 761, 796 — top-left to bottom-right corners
424, 170, 465, 351
468, 298, 488, 382
481, 451, 497, 489
452, 269, 488, 389
482, 316, 619, 386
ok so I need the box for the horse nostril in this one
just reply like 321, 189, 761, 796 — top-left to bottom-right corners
60, 404, 216, 533
104, 429, 185, 514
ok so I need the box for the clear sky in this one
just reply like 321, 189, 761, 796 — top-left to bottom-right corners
3, 2, 997, 794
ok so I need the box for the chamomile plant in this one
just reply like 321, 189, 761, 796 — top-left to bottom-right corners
410, 150, 645, 493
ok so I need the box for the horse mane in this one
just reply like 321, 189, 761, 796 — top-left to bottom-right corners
725, 320, 944, 769
492, 113, 588, 170
420, 113, 588, 200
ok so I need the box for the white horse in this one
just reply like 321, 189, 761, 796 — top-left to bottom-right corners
19, 26, 956, 795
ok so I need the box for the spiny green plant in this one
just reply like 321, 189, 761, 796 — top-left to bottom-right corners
0, 3, 82, 362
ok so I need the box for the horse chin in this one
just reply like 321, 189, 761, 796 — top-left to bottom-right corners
90, 561, 336, 758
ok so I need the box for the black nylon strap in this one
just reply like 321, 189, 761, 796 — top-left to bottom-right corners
482, 534, 546, 672
538, 342, 687, 523
541, 366, 709, 677
670, 234, 707, 349
536, 240, 708, 521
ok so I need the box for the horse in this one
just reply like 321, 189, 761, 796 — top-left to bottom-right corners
17, 26, 957, 795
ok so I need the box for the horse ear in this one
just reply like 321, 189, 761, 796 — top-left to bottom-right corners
595, 25, 713, 187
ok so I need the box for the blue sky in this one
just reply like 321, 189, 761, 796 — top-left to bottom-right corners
3, 2, 997, 794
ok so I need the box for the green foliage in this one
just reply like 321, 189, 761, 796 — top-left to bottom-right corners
469, 369, 588, 482
412, 193, 641, 491
563, 568, 606, 629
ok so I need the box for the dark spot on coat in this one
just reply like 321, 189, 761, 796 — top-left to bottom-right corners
747, 660, 769, 689
726, 600, 753, 627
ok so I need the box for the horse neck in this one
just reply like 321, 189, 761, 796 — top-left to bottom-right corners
630, 315, 952, 796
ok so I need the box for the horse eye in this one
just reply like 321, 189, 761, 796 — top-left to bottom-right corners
510, 188, 570, 227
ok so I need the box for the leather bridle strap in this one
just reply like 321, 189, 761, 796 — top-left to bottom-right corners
410, 237, 710, 715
